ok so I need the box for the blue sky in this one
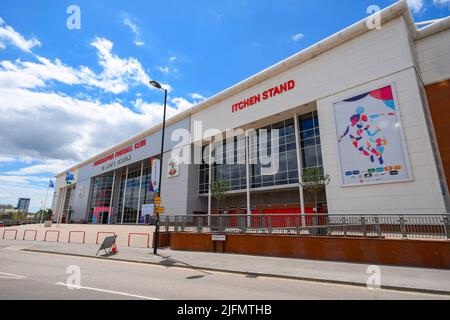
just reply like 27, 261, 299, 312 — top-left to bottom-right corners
0, 0, 448, 212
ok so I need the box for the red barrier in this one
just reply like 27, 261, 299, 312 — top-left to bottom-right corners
23, 230, 38, 241
44, 230, 60, 242
68, 231, 86, 244
128, 233, 150, 248
96, 232, 116, 245
2, 229, 18, 240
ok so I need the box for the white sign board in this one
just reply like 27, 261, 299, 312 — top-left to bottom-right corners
151, 158, 160, 193
141, 204, 155, 220
333, 85, 412, 186
212, 235, 226, 241
167, 159, 179, 178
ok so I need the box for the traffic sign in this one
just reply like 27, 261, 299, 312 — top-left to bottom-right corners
154, 196, 161, 205
155, 206, 165, 214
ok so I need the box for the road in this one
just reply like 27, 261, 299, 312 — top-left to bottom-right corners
0, 244, 448, 300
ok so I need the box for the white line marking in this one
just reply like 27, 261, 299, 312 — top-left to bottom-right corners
0, 272, 26, 279
54, 282, 161, 300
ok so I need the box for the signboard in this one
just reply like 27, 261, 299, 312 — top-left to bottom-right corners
93, 139, 148, 173
141, 204, 155, 220
231, 80, 296, 113
212, 235, 226, 241
155, 206, 165, 214
96, 235, 118, 256
333, 85, 412, 186
151, 158, 160, 193
167, 159, 179, 178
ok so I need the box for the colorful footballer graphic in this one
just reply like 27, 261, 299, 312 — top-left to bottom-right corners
333, 85, 412, 186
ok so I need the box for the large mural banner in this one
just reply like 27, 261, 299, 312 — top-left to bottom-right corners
333, 85, 412, 186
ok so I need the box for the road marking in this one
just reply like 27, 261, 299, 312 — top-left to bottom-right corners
0, 272, 26, 279
54, 282, 161, 300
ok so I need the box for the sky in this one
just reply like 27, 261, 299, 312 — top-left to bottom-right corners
0, 0, 449, 212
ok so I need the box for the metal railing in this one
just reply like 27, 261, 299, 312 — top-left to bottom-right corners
160, 214, 450, 240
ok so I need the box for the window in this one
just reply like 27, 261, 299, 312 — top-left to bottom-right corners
197, 112, 322, 194
87, 174, 114, 223
299, 111, 322, 169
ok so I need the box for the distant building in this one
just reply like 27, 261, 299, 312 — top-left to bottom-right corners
16, 198, 31, 213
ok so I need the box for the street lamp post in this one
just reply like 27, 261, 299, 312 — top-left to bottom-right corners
150, 80, 168, 255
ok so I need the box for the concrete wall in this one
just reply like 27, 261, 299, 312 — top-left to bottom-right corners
415, 28, 450, 86
160, 149, 190, 215
0, 224, 156, 248
170, 232, 450, 269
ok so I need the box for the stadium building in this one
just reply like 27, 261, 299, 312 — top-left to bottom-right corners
52, 1, 450, 225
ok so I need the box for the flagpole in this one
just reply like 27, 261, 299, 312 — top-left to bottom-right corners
39, 184, 51, 225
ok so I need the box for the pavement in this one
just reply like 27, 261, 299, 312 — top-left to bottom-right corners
1, 241, 449, 300
1, 239, 449, 296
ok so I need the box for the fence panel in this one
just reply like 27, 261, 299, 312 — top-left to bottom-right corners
159, 214, 449, 241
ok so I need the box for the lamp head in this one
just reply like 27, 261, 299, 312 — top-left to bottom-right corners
149, 80, 162, 90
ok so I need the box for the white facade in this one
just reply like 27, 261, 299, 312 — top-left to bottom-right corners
53, 1, 450, 223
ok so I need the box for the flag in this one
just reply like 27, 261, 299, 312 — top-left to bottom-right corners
150, 157, 160, 193
49, 180, 55, 188
66, 171, 75, 185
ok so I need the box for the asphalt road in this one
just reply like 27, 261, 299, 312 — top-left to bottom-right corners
0, 244, 448, 300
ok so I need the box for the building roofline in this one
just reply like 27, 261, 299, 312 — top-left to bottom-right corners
57, 0, 449, 178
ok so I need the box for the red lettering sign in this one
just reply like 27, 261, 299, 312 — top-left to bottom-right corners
232, 80, 296, 113
93, 139, 147, 167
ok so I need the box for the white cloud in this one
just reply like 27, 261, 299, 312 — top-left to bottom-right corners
171, 97, 194, 111
291, 33, 305, 42
0, 155, 15, 162
123, 17, 145, 47
6, 159, 76, 176
407, 0, 425, 13
0, 87, 194, 163
190, 93, 207, 101
157, 66, 170, 75
433, 0, 450, 5
0, 17, 41, 53
90, 37, 151, 93
0, 37, 153, 94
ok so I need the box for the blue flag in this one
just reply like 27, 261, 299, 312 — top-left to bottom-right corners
66, 171, 75, 184
49, 180, 55, 188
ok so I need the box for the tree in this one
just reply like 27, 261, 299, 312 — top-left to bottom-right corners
36, 209, 52, 222
210, 179, 230, 214
11, 211, 27, 221
300, 167, 331, 212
